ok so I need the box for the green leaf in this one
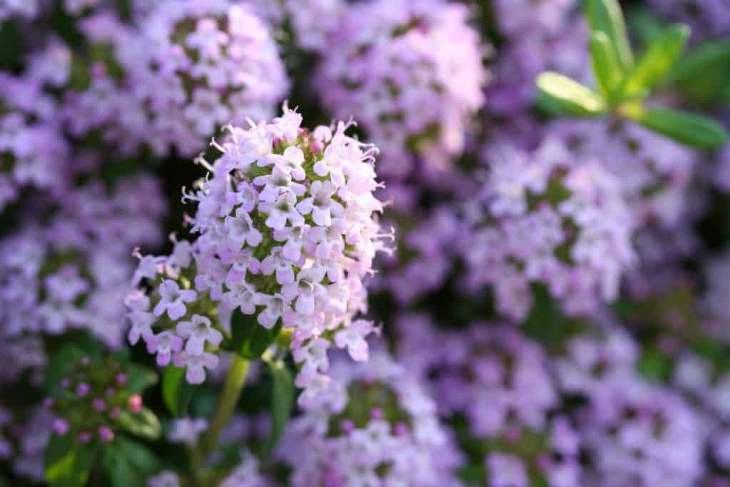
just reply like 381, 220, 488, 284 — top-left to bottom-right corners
536, 72, 606, 117
126, 363, 158, 394
670, 38, 730, 83
227, 309, 282, 360
628, 106, 729, 149
103, 437, 161, 487
624, 24, 690, 98
629, 8, 669, 47
264, 360, 294, 454
44, 337, 104, 392
162, 365, 193, 417
590, 32, 623, 104
584, 0, 634, 72
117, 408, 161, 441
45, 434, 98, 487
669, 38, 730, 105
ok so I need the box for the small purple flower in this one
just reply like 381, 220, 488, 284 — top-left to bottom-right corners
98, 426, 114, 443
176, 314, 223, 355
174, 352, 220, 385
53, 418, 70, 435
146, 331, 183, 366
153, 280, 197, 320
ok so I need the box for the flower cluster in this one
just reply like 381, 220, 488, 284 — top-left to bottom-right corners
556, 330, 704, 486
397, 315, 557, 437
315, 0, 487, 181
487, 1, 589, 116
278, 349, 462, 486
648, 0, 730, 38
0, 176, 165, 347
0, 0, 38, 21
128, 107, 386, 397
44, 354, 156, 447
63, 0, 288, 157
0, 44, 71, 210
463, 136, 636, 319
674, 353, 730, 478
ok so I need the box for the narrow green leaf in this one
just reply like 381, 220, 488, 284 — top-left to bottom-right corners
45, 434, 98, 487
670, 38, 730, 83
103, 437, 161, 487
126, 364, 158, 394
536, 72, 606, 117
624, 24, 690, 97
162, 365, 193, 417
629, 8, 669, 47
227, 309, 282, 360
265, 360, 294, 454
590, 32, 622, 104
669, 38, 730, 105
117, 408, 161, 441
629, 106, 729, 149
584, 0, 634, 72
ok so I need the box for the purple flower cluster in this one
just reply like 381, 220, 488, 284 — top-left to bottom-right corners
315, 0, 487, 182
557, 330, 704, 486
398, 315, 557, 437
278, 348, 462, 486
648, 0, 730, 38
0, 176, 164, 348
0, 42, 71, 210
63, 0, 288, 157
128, 107, 387, 395
1, 0, 730, 485
464, 136, 636, 319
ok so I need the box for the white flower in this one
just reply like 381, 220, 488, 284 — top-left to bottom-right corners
176, 315, 223, 355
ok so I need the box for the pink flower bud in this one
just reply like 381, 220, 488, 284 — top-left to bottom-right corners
127, 394, 143, 413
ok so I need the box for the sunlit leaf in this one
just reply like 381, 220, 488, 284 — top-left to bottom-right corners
624, 24, 689, 97
536, 72, 606, 117
629, 106, 729, 149
585, 0, 634, 73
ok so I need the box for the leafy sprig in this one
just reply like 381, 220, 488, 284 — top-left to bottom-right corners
537, 0, 729, 149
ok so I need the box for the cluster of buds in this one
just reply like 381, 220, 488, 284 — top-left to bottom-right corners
45, 354, 155, 445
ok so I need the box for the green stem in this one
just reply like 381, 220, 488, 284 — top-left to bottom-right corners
202, 354, 250, 458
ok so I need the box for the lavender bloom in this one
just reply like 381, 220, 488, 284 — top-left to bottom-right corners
316, 0, 487, 180
397, 315, 557, 437
128, 107, 387, 399
557, 330, 704, 486
278, 349, 462, 486
0, 176, 165, 347
147, 471, 180, 487
0, 0, 39, 21
284, 0, 344, 52
219, 454, 271, 487
487, 6, 589, 116
647, 0, 730, 39
487, 453, 529, 487
0, 45, 71, 210
463, 136, 636, 320
167, 417, 208, 445
701, 249, 730, 343
63, 1, 289, 157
